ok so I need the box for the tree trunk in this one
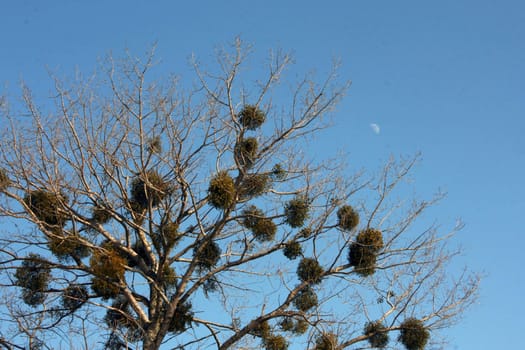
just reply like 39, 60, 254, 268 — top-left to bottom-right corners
142, 317, 162, 350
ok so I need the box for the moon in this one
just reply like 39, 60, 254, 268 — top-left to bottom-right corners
370, 123, 380, 134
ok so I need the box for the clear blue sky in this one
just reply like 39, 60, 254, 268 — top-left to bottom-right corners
1, 1, 524, 348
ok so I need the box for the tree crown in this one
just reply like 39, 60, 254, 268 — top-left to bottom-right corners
0, 40, 479, 350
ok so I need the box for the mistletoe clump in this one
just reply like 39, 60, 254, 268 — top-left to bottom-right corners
299, 227, 313, 238
242, 205, 265, 229
284, 196, 310, 228
239, 173, 270, 198
279, 317, 309, 335
252, 217, 277, 242
14, 254, 51, 306
147, 135, 162, 154
364, 321, 389, 348
152, 220, 180, 252
91, 203, 112, 224
202, 276, 220, 296
168, 301, 194, 333
279, 317, 295, 332
270, 163, 287, 181
161, 221, 180, 244
241, 206, 277, 242
297, 257, 324, 284
293, 285, 318, 312
398, 318, 429, 350
162, 265, 177, 289
234, 137, 259, 168
293, 319, 309, 334
280, 317, 309, 334
208, 171, 236, 209
130, 170, 171, 210
356, 228, 384, 250
0, 168, 10, 191
251, 320, 271, 339
348, 228, 384, 277
194, 240, 221, 270
337, 205, 359, 231
105, 298, 132, 328
48, 233, 90, 260
90, 244, 126, 300
314, 332, 340, 350
61, 284, 89, 311
104, 296, 142, 342
24, 190, 68, 229
238, 104, 266, 130
253, 320, 288, 350
263, 334, 288, 350
283, 241, 302, 260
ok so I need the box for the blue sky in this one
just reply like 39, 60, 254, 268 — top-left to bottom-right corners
1, 1, 524, 348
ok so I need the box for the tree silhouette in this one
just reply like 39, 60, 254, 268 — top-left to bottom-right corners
0, 39, 479, 350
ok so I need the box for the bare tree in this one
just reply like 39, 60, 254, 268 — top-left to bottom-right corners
0, 39, 479, 350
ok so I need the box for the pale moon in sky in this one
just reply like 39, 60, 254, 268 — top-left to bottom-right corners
370, 123, 380, 134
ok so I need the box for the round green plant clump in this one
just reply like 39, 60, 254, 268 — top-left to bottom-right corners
149, 218, 182, 252
241, 206, 277, 242
283, 241, 302, 260
279, 317, 295, 332
239, 105, 266, 130
62, 284, 89, 311
24, 190, 67, 228
348, 242, 377, 276
314, 332, 339, 350
398, 318, 429, 350
263, 334, 288, 350
48, 234, 90, 260
280, 317, 308, 334
297, 257, 324, 284
270, 163, 287, 181
299, 227, 313, 238
0, 168, 10, 191
293, 285, 318, 312
208, 171, 236, 209
128, 200, 146, 226
168, 302, 193, 334
162, 266, 177, 288
251, 320, 271, 338
130, 170, 170, 209
234, 137, 258, 168
156, 221, 180, 251
105, 297, 133, 329
92, 204, 112, 224
348, 228, 384, 277
293, 319, 309, 334
356, 228, 384, 250
147, 135, 162, 154
242, 205, 265, 229
104, 297, 143, 342
14, 254, 51, 306
90, 246, 126, 300
194, 240, 221, 270
203, 276, 220, 295
239, 173, 269, 198
252, 217, 277, 242
337, 205, 359, 231
284, 196, 310, 228
364, 321, 389, 348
